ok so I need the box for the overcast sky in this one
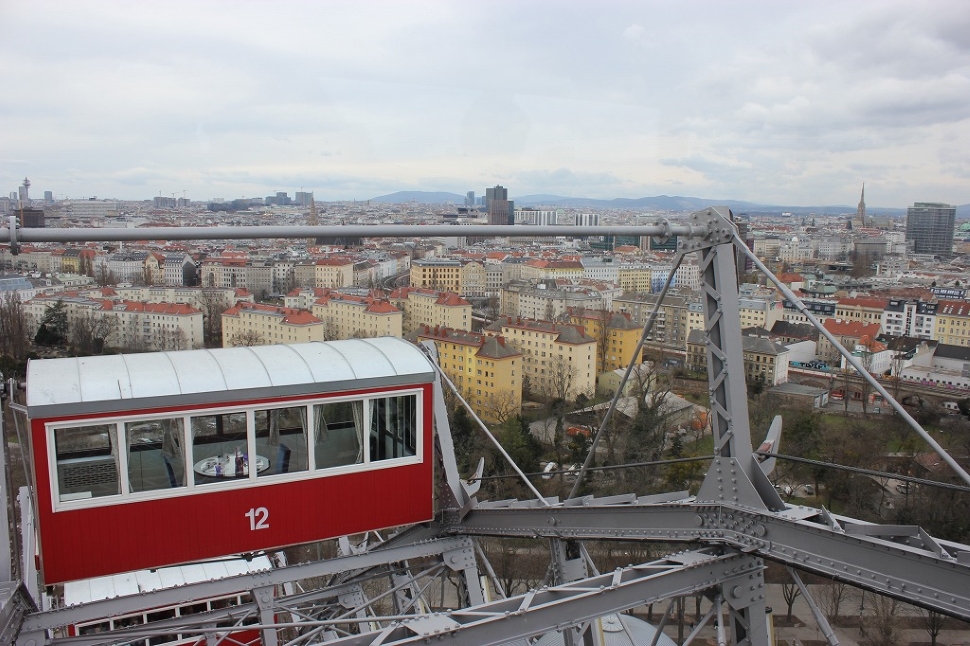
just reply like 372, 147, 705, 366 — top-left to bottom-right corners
3, 1, 970, 207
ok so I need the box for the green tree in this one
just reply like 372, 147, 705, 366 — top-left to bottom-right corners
497, 416, 542, 475
35, 300, 68, 347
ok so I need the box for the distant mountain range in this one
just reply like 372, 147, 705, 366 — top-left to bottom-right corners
369, 190, 970, 218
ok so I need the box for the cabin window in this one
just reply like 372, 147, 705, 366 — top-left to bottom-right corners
370, 394, 417, 461
126, 418, 186, 492
53, 424, 120, 501
255, 405, 308, 477
190, 412, 247, 484
313, 401, 363, 469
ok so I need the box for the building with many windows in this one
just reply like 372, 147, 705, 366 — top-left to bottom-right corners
567, 309, 642, 374
221, 302, 323, 347
310, 291, 403, 340
906, 202, 956, 256
26, 294, 203, 351
484, 317, 597, 401
687, 330, 790, 387
410, 258, 462, 292
817, 320, 882, 363
389, 287, 472, 334
414, 327, 522, 422
935, 300, 970, 347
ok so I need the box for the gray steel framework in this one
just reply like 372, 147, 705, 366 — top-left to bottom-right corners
2, 208, 969, 646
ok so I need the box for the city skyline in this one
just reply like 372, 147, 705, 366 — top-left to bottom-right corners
3, 1, 970, 206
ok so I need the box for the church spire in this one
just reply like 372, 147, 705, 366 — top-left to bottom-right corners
856, 183, 866, 228
307, 196, 319, 245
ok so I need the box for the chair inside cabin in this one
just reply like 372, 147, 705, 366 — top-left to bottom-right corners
276, 443, 292, 474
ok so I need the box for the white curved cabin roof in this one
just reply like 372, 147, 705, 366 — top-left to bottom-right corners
63, 555, 273, 606
27, 337, 435, 418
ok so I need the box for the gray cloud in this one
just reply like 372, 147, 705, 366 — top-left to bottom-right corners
2, 0, 969, 206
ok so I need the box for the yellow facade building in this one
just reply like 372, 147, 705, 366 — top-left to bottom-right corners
389, 287, 472, 334
221, 302, 323, 347
415, 327, 522, 423
310, 292, 403, 339
567, 309, 643, 373
484, 317, 597, 401
410, 258, 462, 292
936, 300, 970, 347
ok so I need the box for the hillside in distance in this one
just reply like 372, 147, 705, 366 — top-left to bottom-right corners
367, 190, 970, 217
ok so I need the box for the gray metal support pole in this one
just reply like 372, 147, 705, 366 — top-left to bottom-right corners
686, 208, 782, 510
252, 585, 279, 646
0, 223, 711, 247
786, 566, 839, 646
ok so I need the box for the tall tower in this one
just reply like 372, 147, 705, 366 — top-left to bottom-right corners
307, 197, 319, 245
485, 185, 513, 226
18, 177, 30, 208
856, 184, 866, 228
906, 202, 956, 256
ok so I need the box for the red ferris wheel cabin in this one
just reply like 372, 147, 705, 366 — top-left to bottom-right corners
25, 338, 436, 584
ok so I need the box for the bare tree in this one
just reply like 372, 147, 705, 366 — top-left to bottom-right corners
815, 580, 849, 623
547, 355, 577, 404
199, 289, 231, 347
782, 581, 800, 621
920, 608, 946, 646
862, 594, 900, 646
322, 317, 340, 341
481, 389, 519, 425
887, 346, 906, 408
70, 311, 117, 355
121, 315, 151, 352
0, 293, 30, 362
858, 337, 877, 417
163, 327, 187, 351
230, 330, 265, 347
96, 263, 116, 287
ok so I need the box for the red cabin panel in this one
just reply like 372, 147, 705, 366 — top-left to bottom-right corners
31, 384, 435, 584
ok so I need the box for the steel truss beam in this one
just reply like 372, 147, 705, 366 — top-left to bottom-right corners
17, 536, 473, 639
455, 498, 970, 619
307, 549, 763, 646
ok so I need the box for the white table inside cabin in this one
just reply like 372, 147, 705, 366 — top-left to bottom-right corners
193, 454, 269, 478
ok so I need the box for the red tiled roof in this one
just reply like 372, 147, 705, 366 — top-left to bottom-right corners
938, 300, 970, 317
822, 319, 881, 337
837, 297, 889, 310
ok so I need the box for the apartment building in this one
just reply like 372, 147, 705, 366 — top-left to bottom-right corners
410, 258, 462, 292
782, 298, 837, 325
567, 309, 642, 373
221, 302, 323, 347
314, 257, 356, 288
310, 292, 403, 339
414, 327, 522, 423
519, 259, 584, 282
612, 293, 689, 349
484, 317, 596, 401
460, 261, 487, 298
883, 299, 937, 340
935, 300, 970, 347
389, 287, 472, 334
111, 285, 253, 311
501, 281, 607, 320
835, 297, 889, 327
817, 320, 882, 363
687, 329, 790, 387
26, 294, 203, 350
